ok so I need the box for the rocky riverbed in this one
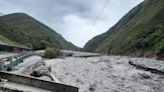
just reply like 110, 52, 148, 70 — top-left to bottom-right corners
45, 56, 164, 92
9, 50, 164, 92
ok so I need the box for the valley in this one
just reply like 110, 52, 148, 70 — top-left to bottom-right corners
0, 0, 164, 92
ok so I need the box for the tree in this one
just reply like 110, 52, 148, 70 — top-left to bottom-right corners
44, 47, 60, 59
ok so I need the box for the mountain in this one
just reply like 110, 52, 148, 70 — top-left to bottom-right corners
0, 13, 79, 50
84, 0, 164, 59
0, 12, 4, 16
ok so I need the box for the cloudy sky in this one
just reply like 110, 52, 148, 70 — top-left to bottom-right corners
0, 0, 143, 47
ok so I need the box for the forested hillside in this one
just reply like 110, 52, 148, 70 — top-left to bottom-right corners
84, 0, 164, 59
0, 13, 79, 50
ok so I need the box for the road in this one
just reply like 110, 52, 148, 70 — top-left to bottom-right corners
12, 55, 42, 74
61, 50, 100, 57
0, 53, 17, 58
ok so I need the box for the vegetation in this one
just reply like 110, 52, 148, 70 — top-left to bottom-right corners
44, 47, 60, 59
84, 0, 164, 58
0, 13, 79, 50
130, 24, 164, 54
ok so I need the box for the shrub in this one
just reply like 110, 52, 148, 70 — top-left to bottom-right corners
44, 47, 60, 59
154, 40, 164, 54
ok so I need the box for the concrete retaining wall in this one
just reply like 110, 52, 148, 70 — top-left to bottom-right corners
0, 86, 21, 92
0, 71, 78, 92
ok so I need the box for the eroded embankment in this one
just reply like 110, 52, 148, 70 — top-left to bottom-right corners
129, 58, 164, 75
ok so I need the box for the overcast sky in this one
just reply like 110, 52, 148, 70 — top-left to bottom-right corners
0, 0, 143, 47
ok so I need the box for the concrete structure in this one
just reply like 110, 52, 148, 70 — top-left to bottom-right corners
0, 71, 78, 92
0, 86, 21, 92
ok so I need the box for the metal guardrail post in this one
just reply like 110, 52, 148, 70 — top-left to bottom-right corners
0, 58, 3, 70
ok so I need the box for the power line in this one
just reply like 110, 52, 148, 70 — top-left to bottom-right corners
89, 0, 110, 32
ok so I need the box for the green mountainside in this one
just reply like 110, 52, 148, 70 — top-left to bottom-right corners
0, 13, 79, 50
84, 0, 164, 58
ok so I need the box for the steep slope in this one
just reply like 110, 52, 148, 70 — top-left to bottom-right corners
84, 0, 164, 58
0, 13, 79, 50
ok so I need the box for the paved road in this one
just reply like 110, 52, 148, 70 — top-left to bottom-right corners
0, 53, 18, 58
61, 50, 100, 57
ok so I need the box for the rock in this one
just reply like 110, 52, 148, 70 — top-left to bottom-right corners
139, 73, 151, 79
30, 63, 50, 78
31, 70, 41, 77
89, 83, 97, 92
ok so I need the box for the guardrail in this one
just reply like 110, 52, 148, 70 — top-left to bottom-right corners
0, 52, 41, 71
